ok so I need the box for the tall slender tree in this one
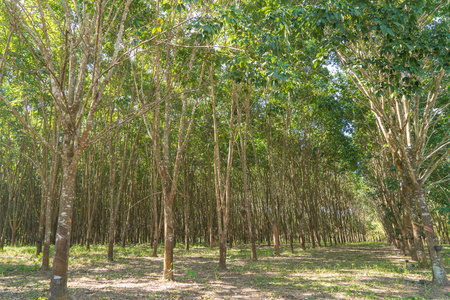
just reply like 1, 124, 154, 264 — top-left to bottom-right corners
1, 0, 133, 297
310, 0, 449, 285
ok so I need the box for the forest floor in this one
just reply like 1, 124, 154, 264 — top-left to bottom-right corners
0, 242, 449, 299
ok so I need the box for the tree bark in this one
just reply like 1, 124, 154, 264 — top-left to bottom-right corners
211, 70, 235, 270
43, 156, 61, 270
151, 190, 163, 258
162, 191, 175, 280
121, 200, 132, 248
183, 163, 190, 251
49, 139, 77, 299
237, 88, 257, 261
415, 185, 448, 285
107, 127, 118, 262
404, 188, 427, 268
36, 183, 47, 256
273, 223, 280, 255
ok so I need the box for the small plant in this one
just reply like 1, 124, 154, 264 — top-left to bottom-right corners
186, 268, 196, 279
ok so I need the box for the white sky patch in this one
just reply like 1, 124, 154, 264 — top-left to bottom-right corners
325, 63, 339, 75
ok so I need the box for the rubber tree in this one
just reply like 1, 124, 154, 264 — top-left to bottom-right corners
211, 67, 236, 270
236, 86, 258, 261
132, 6, 202, 277
0, 0, 133, 297
309, 0, 449, 285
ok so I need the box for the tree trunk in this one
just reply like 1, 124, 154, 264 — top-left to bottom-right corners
402, 205, 418, 261
107, 129, 117, 262
121, 201, 132, 248
163, 192, 175, 280
151, 163, 160, 257
42, 153, 61, 269
300, 232, 306, 250
209, 224, 214, 250
36, 189, 47, 256
219, 231, 227, 269
211, 70, 235, 270
10, 228, 17, 247
184, 193, 190, 252
410, 203, 427, 268
273, 223, 280, 255
0, 216, 6, 251
49, 150, 77, 299
237, 89, 257, 261
415, 185, 448, 285
183, 162, 190, 251
85, 186, 98, 252
289, 229, 294, 253
85, 151, 100, 251
152, 210, 161, 257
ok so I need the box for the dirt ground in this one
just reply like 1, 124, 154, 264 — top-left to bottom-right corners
1, 242, 449, 299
